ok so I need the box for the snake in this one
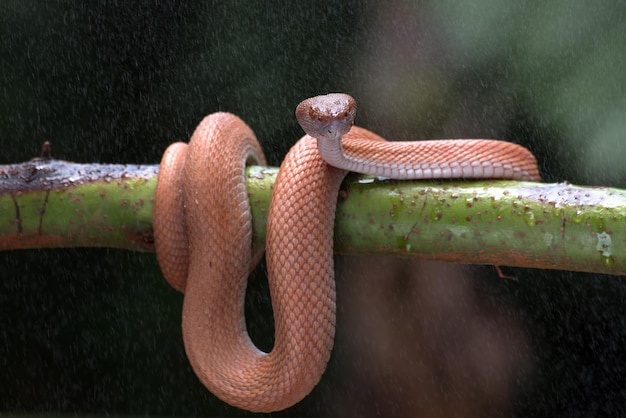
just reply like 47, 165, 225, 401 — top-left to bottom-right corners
153, 93, 541, 412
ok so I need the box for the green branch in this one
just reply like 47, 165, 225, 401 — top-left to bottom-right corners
2, 157, 625, 276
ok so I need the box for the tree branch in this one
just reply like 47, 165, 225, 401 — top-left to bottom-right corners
2, 157, 625, 276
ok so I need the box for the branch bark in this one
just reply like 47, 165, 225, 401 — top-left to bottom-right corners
2, 157, 625, 276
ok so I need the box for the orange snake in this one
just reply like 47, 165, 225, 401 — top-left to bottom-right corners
153, 93, 540, 412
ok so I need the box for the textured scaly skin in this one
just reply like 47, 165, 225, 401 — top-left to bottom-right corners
155, 113, 344, 412
153, 106, 540, 412
340, 138, 540, 180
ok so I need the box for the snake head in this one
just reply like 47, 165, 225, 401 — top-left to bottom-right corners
295, 93, 357, 141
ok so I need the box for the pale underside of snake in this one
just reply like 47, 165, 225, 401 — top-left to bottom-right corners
153, 93, 541, 412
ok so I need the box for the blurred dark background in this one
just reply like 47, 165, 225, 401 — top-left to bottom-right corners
1, 1, 625, 417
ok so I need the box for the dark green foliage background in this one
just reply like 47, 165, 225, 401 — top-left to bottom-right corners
1, 1, 625, 416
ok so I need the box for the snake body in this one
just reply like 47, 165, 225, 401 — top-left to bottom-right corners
153, 94, 540, 412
